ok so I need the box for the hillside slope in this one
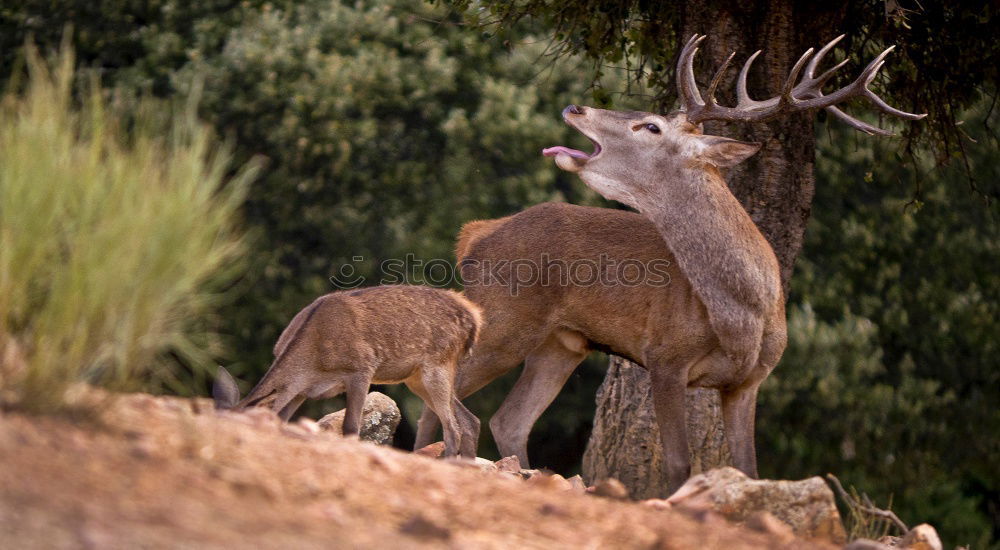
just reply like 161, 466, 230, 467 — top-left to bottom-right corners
0, 392, 834, 549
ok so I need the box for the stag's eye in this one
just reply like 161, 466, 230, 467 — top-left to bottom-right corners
645, 123, 661, 134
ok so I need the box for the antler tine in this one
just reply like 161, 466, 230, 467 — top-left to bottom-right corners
804, 35, 845, 79
677, 34, 707, 111
705, 51, 736, 103
781, 48, 815, 101
865, 85, 927, 120
736, 49, 763, 108
811, 58, 850, 90
824, 105, 892, 136
795, 46, 927, 122
859, 46, 895, 86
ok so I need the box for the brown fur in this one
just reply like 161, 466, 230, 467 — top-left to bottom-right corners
454, 217, 509, 262
217, 285, 482, 457
415, 107, 787, 493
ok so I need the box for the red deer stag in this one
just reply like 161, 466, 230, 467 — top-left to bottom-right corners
417, 35, 924, 491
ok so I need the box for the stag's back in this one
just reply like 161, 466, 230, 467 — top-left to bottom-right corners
458, 202, 710, 361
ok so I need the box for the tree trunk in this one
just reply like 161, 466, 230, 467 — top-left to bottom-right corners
582, 357, 730, 498
583, 1, 846, 498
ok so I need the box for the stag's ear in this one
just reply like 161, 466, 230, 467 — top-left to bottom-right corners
213, 366, 241, 410
697, 136, 761, 167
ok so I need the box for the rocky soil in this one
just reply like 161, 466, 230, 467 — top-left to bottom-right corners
0, 390, 845, 549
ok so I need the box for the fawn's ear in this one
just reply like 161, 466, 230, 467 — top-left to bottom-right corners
212, 366, 241, 410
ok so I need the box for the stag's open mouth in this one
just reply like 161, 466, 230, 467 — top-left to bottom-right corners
543, 107, 603, 171
541, 141, 601, 160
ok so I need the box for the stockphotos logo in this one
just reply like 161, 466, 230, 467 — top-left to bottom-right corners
330, 254, 671, 295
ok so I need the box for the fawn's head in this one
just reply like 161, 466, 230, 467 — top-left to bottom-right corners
544, 34, 925, 211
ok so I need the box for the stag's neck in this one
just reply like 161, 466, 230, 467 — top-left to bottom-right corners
642, 165, 780, 317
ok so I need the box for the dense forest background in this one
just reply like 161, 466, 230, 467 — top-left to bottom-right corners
2, 0, 996, 547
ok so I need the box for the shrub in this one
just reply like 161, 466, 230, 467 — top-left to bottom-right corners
0, 45, 257, 413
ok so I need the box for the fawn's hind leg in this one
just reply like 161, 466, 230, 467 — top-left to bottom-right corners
408, 366, 463, 458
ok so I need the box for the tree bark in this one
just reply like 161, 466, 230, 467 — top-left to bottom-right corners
583, 1, 846, 498
582, 357, 730, 498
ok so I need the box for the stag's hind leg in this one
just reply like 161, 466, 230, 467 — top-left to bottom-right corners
721, 326, 786, 478
720, 382, 760, 477
489, 329, 589, 467
413, 319, 546, 451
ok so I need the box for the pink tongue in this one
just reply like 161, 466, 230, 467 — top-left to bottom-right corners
542, 146, 589, 159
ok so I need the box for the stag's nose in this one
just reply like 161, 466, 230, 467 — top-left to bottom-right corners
563, 104, 584, 116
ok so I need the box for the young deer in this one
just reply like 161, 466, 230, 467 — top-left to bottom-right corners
214, 285, 482, 457
416, 35, 924, 491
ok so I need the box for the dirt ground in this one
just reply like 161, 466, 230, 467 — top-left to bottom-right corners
0, 391, 835, 549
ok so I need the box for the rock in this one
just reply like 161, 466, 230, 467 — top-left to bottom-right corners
745, 511, 796, 544
399, 514, 451, 540
317, 392, 401, 445
642, 498, 672, 511
526, 472, 573, 492
295, 417, 322, 435
587, 478, 629, 500
847, 539, 896, 550
900, 524, 942, 550
666, 467, 847, 544
474, 457, 496, 468
877, 535, 903, 548
446, 456, 496, 472
414, 441, 446, 458
566, 475, 587, 493
494, 456, 521, 474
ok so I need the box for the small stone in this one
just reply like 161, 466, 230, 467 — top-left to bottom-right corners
587, 478, 629, 499
414, 442, 446, 458
526, 472, 572, 492
641, 498, 672, 511
847, 539, 896, 550
281, 423, 316, 440
494, 456, 521, 474
130, 440, 156, 460
317, 392, 400, 445
295, 417, 321, 435
900, 524, 942, 550
399, 515, 451, 540
566, 475, 587, 493
878, 535, 903, 547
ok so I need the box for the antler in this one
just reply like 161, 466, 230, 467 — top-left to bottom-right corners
676, 34, 927, 135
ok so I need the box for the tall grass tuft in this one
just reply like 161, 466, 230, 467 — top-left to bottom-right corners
0, 44, 258, 413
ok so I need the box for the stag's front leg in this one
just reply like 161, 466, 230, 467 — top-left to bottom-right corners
648, 364, 692, 494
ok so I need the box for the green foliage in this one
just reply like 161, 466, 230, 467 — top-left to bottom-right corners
0, 46, 256, 413
0, 0, 262, 95
171, 0, 620, 393
758, 110, 1000, 547
443, 1, 1000, 176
